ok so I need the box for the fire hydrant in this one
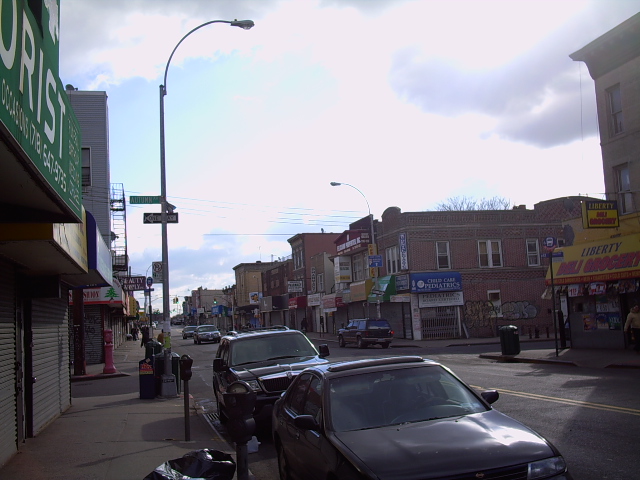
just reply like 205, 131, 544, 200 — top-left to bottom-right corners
103, 329, 117, 374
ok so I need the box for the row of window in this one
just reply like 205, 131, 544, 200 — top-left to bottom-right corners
385, 239, 544, 275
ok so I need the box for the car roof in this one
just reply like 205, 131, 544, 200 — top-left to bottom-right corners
307, 356, 439, 377
222, 326, 297, 341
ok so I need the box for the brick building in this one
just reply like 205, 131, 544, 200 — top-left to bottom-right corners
363, 197, 597, 340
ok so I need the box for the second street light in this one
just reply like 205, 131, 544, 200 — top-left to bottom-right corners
158, 19, 254, 397
330, 181, 381, 318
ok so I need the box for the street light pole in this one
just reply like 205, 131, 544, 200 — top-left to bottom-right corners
330, 182, 380, 318
159, 19, 254, 397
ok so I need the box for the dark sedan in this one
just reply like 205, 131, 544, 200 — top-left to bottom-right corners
272, 356, 571, 480
181, 325, 197, 339
193, 325, 221, 344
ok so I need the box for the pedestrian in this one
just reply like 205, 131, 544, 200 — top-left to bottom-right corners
624, 304, 640, 353
300, 317, 308, 334
157, 329, 165, 346
140, 326, 150, 348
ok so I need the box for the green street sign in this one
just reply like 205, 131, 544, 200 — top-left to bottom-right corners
130, 196, 161, 204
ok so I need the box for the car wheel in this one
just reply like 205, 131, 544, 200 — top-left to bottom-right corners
338, 335, 345, 348
381, 342, 390, 349
276, 441, 293, 480
357, 336, 366, 349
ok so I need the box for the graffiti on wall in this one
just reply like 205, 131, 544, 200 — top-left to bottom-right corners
463, 301, 498, 329
464, 300, 539, 328
501, 301, 539, 321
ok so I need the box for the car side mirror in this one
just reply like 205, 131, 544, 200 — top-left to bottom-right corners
294, 414, 320, 431
481, 390, 499, 405
212, 358, 226, 372
318, 344, 330, 358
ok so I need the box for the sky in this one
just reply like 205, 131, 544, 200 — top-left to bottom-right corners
58, 0, 640, 312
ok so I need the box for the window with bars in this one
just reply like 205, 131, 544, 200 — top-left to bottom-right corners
352, 253, 365, 281
607, 85, 624, 137
478, 240, 502, 268
526, 239, 540, 266
386, 245, 400, 274
436, 241, 451, 269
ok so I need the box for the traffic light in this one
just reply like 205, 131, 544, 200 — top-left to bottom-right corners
213, 298, 217, 304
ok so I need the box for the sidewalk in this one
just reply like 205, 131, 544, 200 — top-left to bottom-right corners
308, 332, 640, 369
2, 333, 638, 480
0, 339, 237, 480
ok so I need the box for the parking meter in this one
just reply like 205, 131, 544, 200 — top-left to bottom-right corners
223, 380, 256, 444
179, 354, 193, 381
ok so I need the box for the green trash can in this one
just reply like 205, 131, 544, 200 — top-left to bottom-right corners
145, 340, 162, 360
153, 352, 181, 394
499, 325, 520, 355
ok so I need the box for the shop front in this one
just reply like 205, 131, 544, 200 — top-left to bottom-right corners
288, 296, 308, 330
410, 272, 464, 340
546, 233, 640, 349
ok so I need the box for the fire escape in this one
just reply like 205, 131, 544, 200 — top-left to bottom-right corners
110, 183, 128, 275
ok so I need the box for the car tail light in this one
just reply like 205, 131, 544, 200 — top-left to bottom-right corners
390, 330, 394, 336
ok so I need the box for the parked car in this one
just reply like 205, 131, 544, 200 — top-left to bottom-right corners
213, 327, 330, 423
193, 325, 221, 344
181, 325, 197, 339
337, 318, 394, 348
272, 356, 572, 480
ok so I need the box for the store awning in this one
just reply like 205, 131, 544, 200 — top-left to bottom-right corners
368, 275, 396, 303
545, 233, 640, 285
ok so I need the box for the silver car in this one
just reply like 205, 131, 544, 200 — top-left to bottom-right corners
193, 325, 221, 344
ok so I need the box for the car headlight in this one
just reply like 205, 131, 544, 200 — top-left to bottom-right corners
528, 456, 566, 479
245, 379, 261, 392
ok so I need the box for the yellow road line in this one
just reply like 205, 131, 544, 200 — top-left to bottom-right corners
471, 386, 640, 416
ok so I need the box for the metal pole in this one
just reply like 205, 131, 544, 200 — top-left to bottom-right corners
550, 254, 559, 357
157, 19, 254, 397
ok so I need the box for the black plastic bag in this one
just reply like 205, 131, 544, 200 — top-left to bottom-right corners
143, 449, 236, 480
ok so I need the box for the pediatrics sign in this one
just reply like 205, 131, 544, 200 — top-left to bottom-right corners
0, 0, 83, 219
410, 272, 462, 293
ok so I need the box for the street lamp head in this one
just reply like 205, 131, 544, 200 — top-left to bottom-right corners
330, 182, 341, 187
231, 19, 255, 30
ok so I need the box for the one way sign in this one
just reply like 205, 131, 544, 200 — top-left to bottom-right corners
143, 212, 179, 224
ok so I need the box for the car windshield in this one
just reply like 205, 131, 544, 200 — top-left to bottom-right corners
328, 366, 487, 431
230, 334, 318, 366
184, 327, 196, 331
198, 326, 218, 332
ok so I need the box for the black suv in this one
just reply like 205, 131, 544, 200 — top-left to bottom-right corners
212, 327, 330, 423
338, 318, 394, 348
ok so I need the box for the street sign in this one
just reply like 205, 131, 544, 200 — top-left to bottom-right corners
130, 195, 161, 204
143, 212, 178, 224
541, 251, 564, 259
152, 261, 163, 283
368, 255, 383, 268
543, 236, 557, 249
121, 275, 146, 291
146, 276, 153, 287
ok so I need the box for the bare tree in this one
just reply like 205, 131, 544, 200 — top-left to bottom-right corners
436, 196, 512, 211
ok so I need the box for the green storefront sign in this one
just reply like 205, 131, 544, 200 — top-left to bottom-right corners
0, 0, 82, 219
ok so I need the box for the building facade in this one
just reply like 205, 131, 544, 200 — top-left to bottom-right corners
552, 13, 640, 349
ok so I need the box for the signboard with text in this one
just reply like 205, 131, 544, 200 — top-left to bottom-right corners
0, 1, 82, 220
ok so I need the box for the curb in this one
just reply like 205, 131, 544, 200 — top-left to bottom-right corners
71, 371, 131, 382
478, 354, 578, 367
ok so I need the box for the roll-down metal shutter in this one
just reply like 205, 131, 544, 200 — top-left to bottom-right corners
31, 290, 71, 435
0, 260, 17, 466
